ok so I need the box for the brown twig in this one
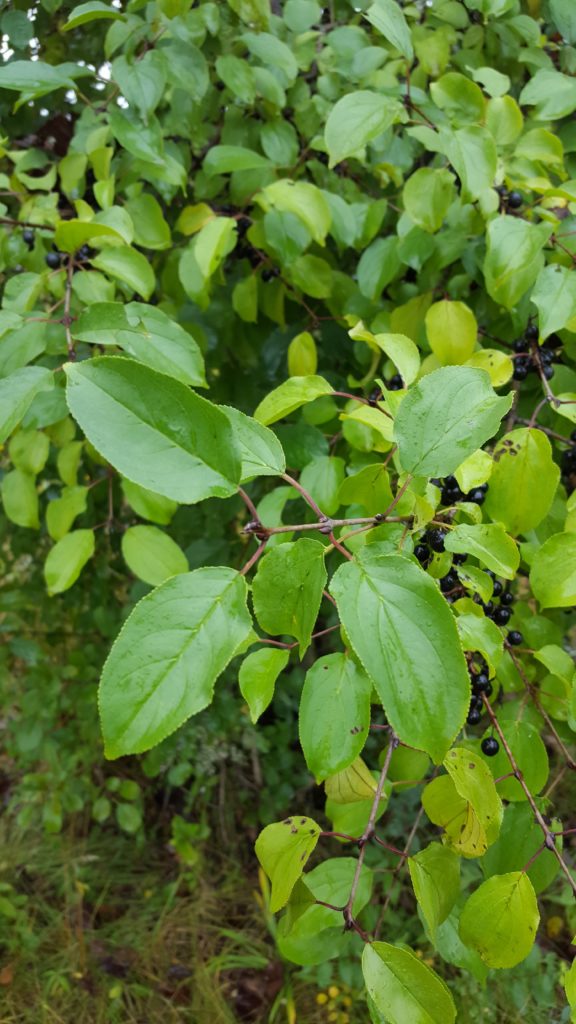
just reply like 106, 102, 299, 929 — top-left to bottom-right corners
506, 646, 576, 770
343, 734, 399, 933
64, 258, 75, 360
481, 695, 576, 897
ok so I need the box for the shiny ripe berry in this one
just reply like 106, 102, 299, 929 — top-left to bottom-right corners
261, 268, 274, 282
414, 543, 429, 564
427, 527, 447, 552
467, 707, 482, 726
474, 673, 490, 693
387, 374, 404, 390
507, 630, 523, 646
22, 228, 35, 246
571, 429, 576, 443
483, 600, 495, 616
468, 488, 486, 505
507, 191, 523, 209
453, 552, 467, 565
525, 324, 539, 342
481, 736, 500, 756
543, 364, 555, 380
45, 251, 61, 269
513, 338, 528, 353
492, 580, 503, 597
500, 590, 513, 605
513, 358, 529, 381
440, 572, 458, 593
484, 681, 493, 698
493, 606, 511, 625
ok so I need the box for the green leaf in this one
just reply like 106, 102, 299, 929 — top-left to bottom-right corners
99, 568, 253, 757
530, 533, 576, 608
0, 367, 53, 444
124, 194, 171, 250
338, 464, 393, 516
484, 217, 552, 310
363, 943, 456, 1024
483, 803, 560, 895
252, 540, 327, 657
550, 0, 576, 42
204, 145, 272, 175
44, 529, 95, 595
425, 301, 477, 366
121, 525, 188, 586
121, 479, 177, 526
65, 358, 241, 504
519, 69, 576, 120
373, 333, 420, 386
255, 817, 320, 912
325, 757, 378, 804
54, 219, 124, 254
403, 168, 455, 234
1, 469, 39, 529
257, 181, 331, 246
481, 719, 549, 802
408, 843, 461, 941
394, 367, 512, 478
46, 486, 88, 541
116, 803, 142, 834
232, 275, 258, 323
443, 746, 503, 846
329, 551, 470, 762
220, 406, 286, 482
299, 653, 372, 782
446, 127, 497, 202
239, 647, 289, 723
75, 303, 206, 388
253, 375, 333, 426
111, 53, 166, 121
459, 872, 539, 969
299, 456, 345, 516
242, 31, 298, 86
484, 429, 560, 536
288, 332, 318, 377
445, 524, 519, 580
194, 217, 237, 278
64, 2, 124, 30
365, 0, 414, 61
532, 264, 576, 340
289, 255, 332, 299
0, 61, 75, 96
280, 856, 372, 954
325, 91, 402, 168
91, 246, 155, 301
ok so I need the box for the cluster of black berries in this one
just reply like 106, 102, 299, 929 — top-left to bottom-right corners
414, 526, 448, 564
512, 324, 558, 381
467, 656, 492, 726
45, 244, 94, 270
431, 474, 488, 507
561, 429, 576, 491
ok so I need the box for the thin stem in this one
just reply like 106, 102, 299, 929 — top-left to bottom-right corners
281, 472, 325, 518
240, 541, 267, 577
382, 475, 413, 519
257, 623, 341, 650
506, 647, 576, 770
238, 486, 260, 521
321, 831, 357, 842
64, 259, 75, 360
516, 418, 569, 444
375, 801, 426, 937
343, 734, 399, 932
521, 843, 546, 875
0, 216, 55, 231
329, 530, 354, 561
481, 696, 576, 897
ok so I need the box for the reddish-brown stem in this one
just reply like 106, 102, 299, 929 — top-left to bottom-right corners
257, 623, 341, 650
329, 530, 354, 561
481, 696, 576, 897
238, 486, 260, 521
281, 472, 324, 518
343, 734, 399, 932
521, 843, 546, 875
240, 541, 267, 577
506, 647, 576, 770
64, 259, 75, 360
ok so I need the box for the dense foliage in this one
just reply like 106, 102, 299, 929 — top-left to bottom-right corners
1, 0, 576, 1019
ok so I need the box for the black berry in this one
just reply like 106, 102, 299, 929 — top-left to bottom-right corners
571, 429, 576, 443
481, 736, 499, 756
500, 590, 513, 605
440, 571, 458, 593
483, 600, 495, 616
493, 606, 511, 625
525, 324, 539, 342
414, 543, 429, 564
427, 527, 447, 553
22, 228, 35, 246
543, 364, 555, 380
507, 191, 523, 209
513, 338, 528, 353
45, 251, 61, 269
387, 374, 404, 390
467, 707, 482, 725
474, 673, 490, 693
513, 358, 529, 381
261, 268, 274, 282
507, 630, 523, 646
492, 580, 503, 597
452, 552, 467, 565
467, 488, 486, 505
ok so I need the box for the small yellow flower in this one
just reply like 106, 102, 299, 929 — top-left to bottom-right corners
342, 996, 352, 1007
316, 992, 329, 1005
328, 1013, 339, 1023
328, 985, 340, 998
547, 915, 564, 938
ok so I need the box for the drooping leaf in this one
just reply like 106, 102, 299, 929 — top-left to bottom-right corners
239, 647, 289, 723
44, 529, 95, 595
484, 217, 551, 310
362, 943, 456, 1024
64, 2, 125, 30
253, 375, 333, 426
329, 550, 470, 762
530, 532, 576, 608
445, 524, 519, 580
121, 525, 188, 586
408, 843, 461, 941
325, 91, 402, 168
99, 568, 253, 757
365, 0, 414, 60
299, 654, 372, 781
65, 358, 241, 503
255, 816, 321, 912
252, 539, 327, 657
0, 367, 53, 444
